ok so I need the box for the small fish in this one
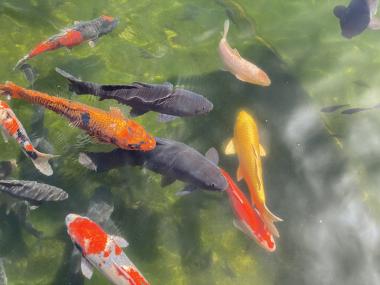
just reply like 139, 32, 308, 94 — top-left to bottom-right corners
320, 104, 350, 113
0, 100, 57, 176
0, 259, 7, 285
341, 107, 372, 114
66, 214, 150, 285
221, 168, 276, 252
0, 82, 156, 151
0, 180, 68, 203
218, 19, 271, 86
19, 64, 38, 87
225, 110, 282, 237
79, 138, 228, 193
14, 16, 119, 69
334, 0, 380, 38
56, 68, 213, 120
0, 160, 16, 179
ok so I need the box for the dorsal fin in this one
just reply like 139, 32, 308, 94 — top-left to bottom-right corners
233, 48, 241, 57
109, 107, 126, 119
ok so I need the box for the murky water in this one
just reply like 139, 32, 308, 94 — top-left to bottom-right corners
1, 0, 380, 284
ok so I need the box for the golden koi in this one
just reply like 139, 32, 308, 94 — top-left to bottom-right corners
218, 20, 271, 86
225, 110, 282, 237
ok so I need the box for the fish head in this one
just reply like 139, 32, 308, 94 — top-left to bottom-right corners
66, 213, 108, 255
173, 89, 214, 115
246, 67, 271, 86
99, 16, 119, 35
117, 122, 156, 151
236, 109, 255, 126
199, 166, 228, 191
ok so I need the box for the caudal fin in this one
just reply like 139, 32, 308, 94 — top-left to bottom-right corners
223, 19, 230, 39
32, 151, 59, 176
14, 55, 29, 71
55, 67, 90, 95
262, 206, 283, 238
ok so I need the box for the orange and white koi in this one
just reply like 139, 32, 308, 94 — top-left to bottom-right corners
218, 20, 271, 86
0, 82, 156, 151
66, 214, 149, 285
0, 100, 56, 176
225, 110, 282, 237
221, 168, 275, 252
14, 16, 119, 69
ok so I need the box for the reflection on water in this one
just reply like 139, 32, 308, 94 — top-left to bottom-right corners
0, 0, 380, 284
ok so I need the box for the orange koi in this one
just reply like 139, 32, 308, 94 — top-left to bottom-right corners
225, 110, 282, 237
0, 82, 156, 151
14, 16, 119, 69
221, 168, 276, 252
0, 100, 56, 176
66, 214, 150, 285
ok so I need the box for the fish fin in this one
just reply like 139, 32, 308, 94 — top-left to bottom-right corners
369, 17, 380, 30
111, 235, 129, 248
236, 166, 243, 181
163, 82, 174, 89
233, 48, 241, 57
205, 147, 219, 165
233, 219, 251, 236
32, 151, 59, 176
161, 176, 176, 187
130, 108, 148, 117
262, 206, 283, 238
88, 40, 97, 48
74, 20, 80, 25
132, 82, 155, 88
176, 185, 197, 196
78, 153, 98, 171
259, 144, 267, 157
81, 257, 94, 279
14, 55, 29, 71
223, 19, 230, 39
0, 128, 9, 143
158, 114, 178, 123
109, 107, 126, 119
224, 139, 235, 155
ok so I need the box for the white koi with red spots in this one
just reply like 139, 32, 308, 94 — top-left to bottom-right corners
65, 214, 150, 285
0, 100, 56, 176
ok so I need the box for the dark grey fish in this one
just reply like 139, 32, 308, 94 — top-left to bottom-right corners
0, 259, 7, 285
320, 104, 350, 113
334, 0, 380, 38
0, 161, 16, 179
79, 137, 228, 193
341, 107, 372, 114
19, 63, 38, 87
0, 180, 68, 203
56, 68, 213, 120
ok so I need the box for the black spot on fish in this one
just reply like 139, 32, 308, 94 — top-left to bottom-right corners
81, 113, 90, 128
27, 151, 38, 160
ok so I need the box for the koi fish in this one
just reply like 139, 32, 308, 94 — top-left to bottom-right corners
79, 138, 228, 194
320, 104, 350, 113
66, 214, 150, 285
0, 100, 56, 176
0, 82, 156, 151
14, 16, 119, 69
220, 168, 275, 252
56, 68, 213, 122
334, 0, 380, 38
218, 19, 271, 86
225, 110, 282, 237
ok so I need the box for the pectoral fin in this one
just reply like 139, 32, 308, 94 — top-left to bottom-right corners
233, 48, 241, 58
224, 139, 236, 155
236, 166, 243, 181
112, 235, 129, 248
81, 257, 94, 279
158, 114, 178, 123
176, 185, 197, 196
130, 108, 148, 117
0, 128, 9, 143
259, 144, 267, 157
369, 17, 380, 30
233, 219, 251, 236
205, 147, 219, 165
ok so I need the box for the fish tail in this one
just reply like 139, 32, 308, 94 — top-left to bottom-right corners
14, 55, 30, 70
262, 206, 282, 238
32, 151, 59, 176
55, 67, 94, 95
0, 81, 23, 99
223, 19, 230, 39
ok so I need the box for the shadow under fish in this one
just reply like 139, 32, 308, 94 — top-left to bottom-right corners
334, 0, 380, 38
56, 68, 213, 122
79, 138, 228, 195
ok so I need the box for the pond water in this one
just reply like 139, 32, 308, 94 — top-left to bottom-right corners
0, 0, 380, 284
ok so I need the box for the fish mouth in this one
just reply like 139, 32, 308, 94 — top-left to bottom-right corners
65, 213, 81, 226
